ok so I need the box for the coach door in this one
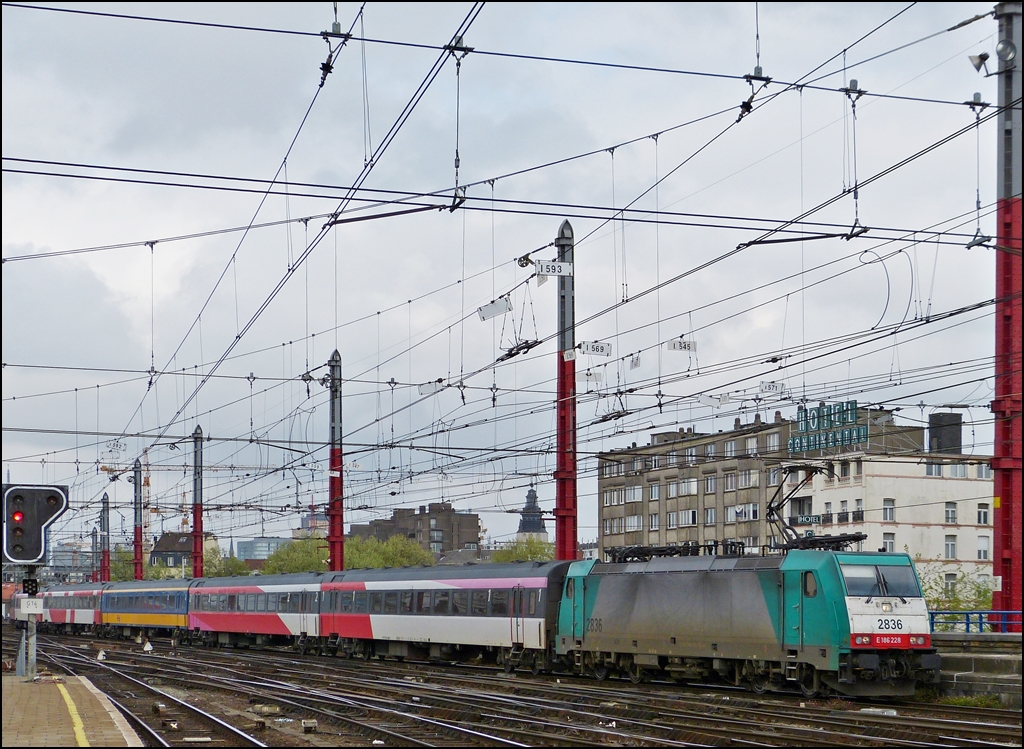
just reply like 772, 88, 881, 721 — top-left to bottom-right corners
299, 589, 318, 636
511, 586, 525, 647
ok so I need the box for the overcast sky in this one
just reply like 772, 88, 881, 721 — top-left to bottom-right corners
2, 2, 1003, 555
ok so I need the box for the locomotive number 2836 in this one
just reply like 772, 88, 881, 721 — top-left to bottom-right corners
876, 618, 903, 630
586, 618, 603, 633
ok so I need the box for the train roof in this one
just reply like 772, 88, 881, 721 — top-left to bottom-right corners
592, 555, 785, 575
100, 579, 193, 592
327, 560, 572, 583
191, 572, 325, 588
40, 582, 107, 593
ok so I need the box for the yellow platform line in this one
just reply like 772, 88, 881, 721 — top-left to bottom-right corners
56, 682, 91, 747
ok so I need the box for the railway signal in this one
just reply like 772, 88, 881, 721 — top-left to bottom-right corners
2, 484, 68, 564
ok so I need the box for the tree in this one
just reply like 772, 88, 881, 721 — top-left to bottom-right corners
916, 560, 995, 613
205, 554, 250, 578
110, 546, 176, 581
262, 538, 329, 574
345, 535, 435, 569
491, 537, 554, 563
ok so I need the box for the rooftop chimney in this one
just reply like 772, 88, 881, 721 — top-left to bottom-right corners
928, 413, 962, 454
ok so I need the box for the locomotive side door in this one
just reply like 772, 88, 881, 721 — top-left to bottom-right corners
510, 585, 525, 647
783, 570, 803, 652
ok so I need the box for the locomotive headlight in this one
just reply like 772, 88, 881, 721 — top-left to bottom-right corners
881, 602, 892, 613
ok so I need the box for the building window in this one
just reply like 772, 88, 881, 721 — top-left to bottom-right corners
944, 573, 957, 598
430, 542, 443, 553
602, 490, 613, 507
625, 515, 642, 532
430, 518, 437, 529
684, 447, 697, 465
745, 436, 758, 455
723, 473, 737, 492
725, 505, 737, 523
681, 478, 697, 496
649, 513, 660, 531
725, 440, 737, 458
705, 443, 716, 458
667, 451, 678, 467
430, 530, 444, 543
840, 461, 851, 479
978, 536, 990, 560
681, 509, 697, 526
625, 486, 642, 503
883, 533, 895, 553
788, 470, 800, 485
945, 502, 957, 524
738, 469, 757, 489
926, 462, 943, 477
977, 463, 992, 479
666, 481, 679, 498
855, 459, 863, 476
666, 511, 678, 529
632, 457, 643, 472
603, 519, 611, 535
767, 467, 781, 486
944, 535, 957, 560
949, 463, 967, 478
704, 475, 717, 494
853, 498, 864, 522
650, 454, 662, 470
883, 498, 895, 522
978, 503, 989, 525
704, 507, 716, 526
766, 432, 780, 452
648, 483, 661, 501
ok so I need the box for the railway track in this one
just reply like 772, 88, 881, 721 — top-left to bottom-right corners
7, 628, 1021, 747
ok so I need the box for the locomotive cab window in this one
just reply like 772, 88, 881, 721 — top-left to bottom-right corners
803, 571, 817, 598
840, 564, 922, 598
565, 579, 575, 599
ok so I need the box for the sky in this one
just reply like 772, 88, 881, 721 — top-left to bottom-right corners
1, 2, 1005, 557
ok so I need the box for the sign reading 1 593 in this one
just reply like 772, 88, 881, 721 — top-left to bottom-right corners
535, 260, 573, 276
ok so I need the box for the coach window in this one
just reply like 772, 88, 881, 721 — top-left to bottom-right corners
471, 590, 488, 616
353, 591, 367, 613
452, 590, 469, 615
384, 592, 399, 614
433, 590, 450, 615
400, 591, 413, 614
370, 592, 384, 614
491, 590, 509, 616
529, 590, 538, 616
226, 594, 236, 611
803, 571, 818, 598
257, 594, 266, 612
340, 591, 354, 613
414, 591, 430, 614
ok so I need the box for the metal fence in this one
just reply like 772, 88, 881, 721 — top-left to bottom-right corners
929, 610, 1022, 633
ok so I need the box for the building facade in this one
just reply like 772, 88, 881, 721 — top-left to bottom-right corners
236, 537, 291, 562
348, 501, 481, 555
149, 532, 219, 573
598, 411, 794, 559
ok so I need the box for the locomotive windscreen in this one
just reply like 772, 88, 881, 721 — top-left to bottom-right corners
841, 563, 922, 598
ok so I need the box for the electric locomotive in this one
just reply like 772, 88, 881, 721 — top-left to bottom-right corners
550, 548, 939, 697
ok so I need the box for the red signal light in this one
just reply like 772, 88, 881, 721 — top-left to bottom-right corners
12, 511, 24, 523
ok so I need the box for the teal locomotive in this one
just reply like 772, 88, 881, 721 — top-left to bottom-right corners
550, 549, 939, 696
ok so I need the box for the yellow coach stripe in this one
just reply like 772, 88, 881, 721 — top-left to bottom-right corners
56, 681, 91, 747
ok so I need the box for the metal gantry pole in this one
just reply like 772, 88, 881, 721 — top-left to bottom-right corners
992, 1, 1022, 630
100, 491, 110, 582
554, 220, 578, 561
192, 425, 204, 578
328, 350, 345, 571
91, 526, 98, 582
133, 458, 143, 580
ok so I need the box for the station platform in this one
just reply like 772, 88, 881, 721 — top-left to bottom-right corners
2, 672, 143, 747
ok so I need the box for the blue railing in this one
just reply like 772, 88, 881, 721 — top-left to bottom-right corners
929, 610, 1022, 633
